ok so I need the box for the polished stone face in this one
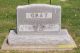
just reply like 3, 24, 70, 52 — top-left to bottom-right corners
17, 4, 61, 34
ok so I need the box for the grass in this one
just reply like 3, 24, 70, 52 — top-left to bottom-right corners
0, 0, 80, 53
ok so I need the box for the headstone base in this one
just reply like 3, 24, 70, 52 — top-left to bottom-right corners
1, 29, 76, 51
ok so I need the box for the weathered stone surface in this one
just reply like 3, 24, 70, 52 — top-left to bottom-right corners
1, 29, 76, 50
7, 29, 75, 46
17, 4, 61, 34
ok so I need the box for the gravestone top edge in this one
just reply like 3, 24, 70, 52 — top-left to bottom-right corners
17, 4, 61, 9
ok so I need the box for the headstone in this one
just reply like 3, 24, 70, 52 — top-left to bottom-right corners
17, 4, 61, 35
1, 4, 76, 50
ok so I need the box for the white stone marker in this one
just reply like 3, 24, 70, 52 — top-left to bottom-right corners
1, 4, 76, 51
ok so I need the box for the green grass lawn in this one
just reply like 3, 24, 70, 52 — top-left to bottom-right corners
0, 0, 80, 53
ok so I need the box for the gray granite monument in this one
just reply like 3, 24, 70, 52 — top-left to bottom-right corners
2, 4, 76, 51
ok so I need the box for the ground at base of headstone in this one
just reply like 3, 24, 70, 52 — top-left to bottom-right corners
1, 29, 76, 51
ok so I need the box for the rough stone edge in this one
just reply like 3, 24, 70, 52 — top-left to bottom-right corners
1, 29, 77, 51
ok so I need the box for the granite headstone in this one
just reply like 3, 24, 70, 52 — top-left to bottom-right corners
1, 4, 76, 50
